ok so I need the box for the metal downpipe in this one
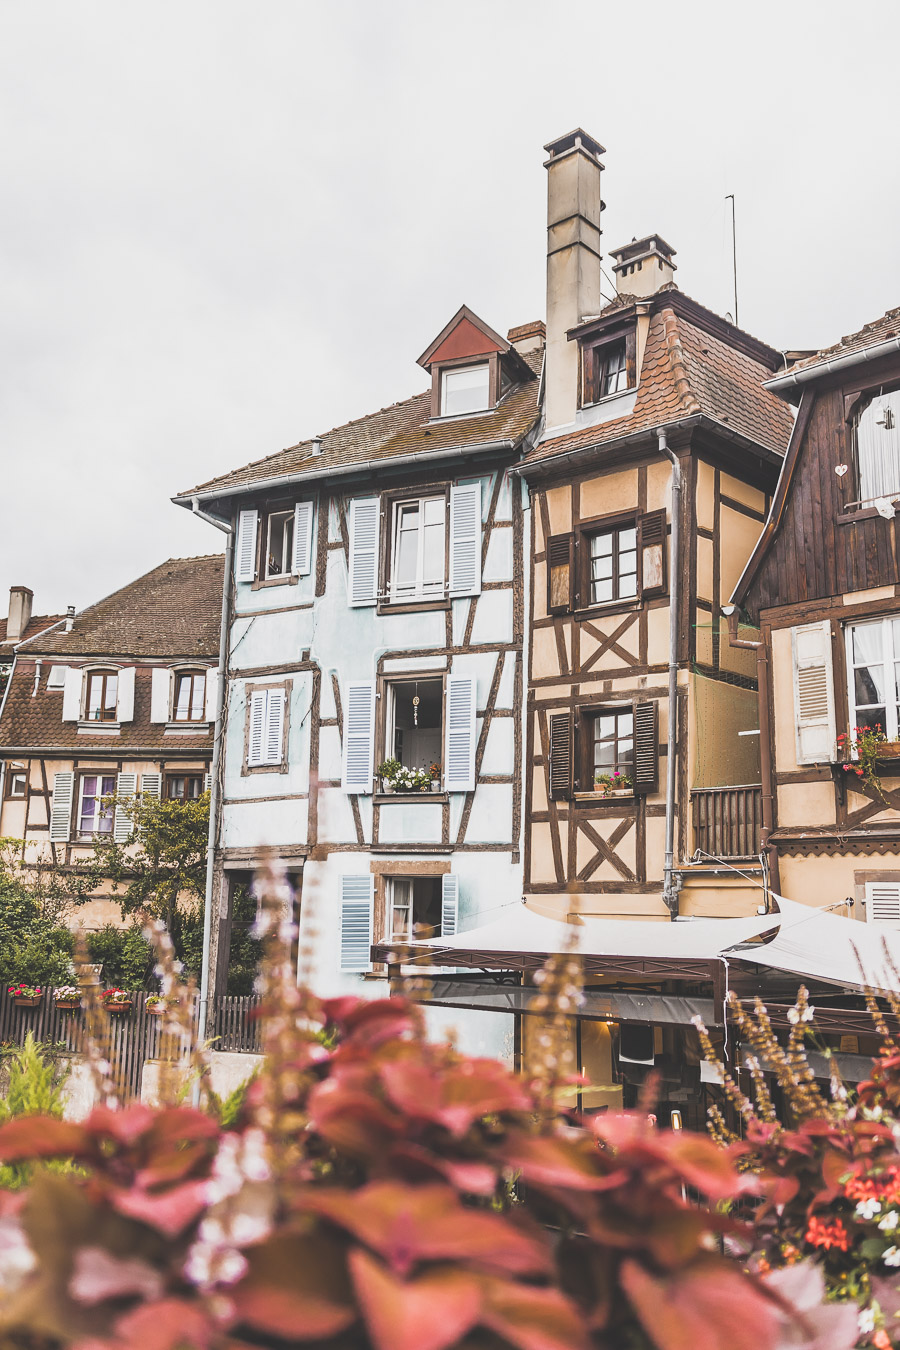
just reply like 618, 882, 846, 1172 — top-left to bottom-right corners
657, 428, 682, 918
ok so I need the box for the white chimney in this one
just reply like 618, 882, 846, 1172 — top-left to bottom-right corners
610, 235, 677, 299
543, 129, 606, 434
7, 586, 33, 642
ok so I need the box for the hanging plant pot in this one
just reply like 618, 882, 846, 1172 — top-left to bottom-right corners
430, 779, 441, 792
13, 996, 42, 1009
105, 1001, 133, 1015
54, 1000, 81, 1012
147, 1005, 166, 1017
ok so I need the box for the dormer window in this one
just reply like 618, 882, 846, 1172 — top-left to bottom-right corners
581, 330, 636, 407
440, 363, 490, 417
85, 670, 118, 722
266, 509, 295, 579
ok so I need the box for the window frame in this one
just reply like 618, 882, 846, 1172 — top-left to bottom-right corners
577, 704, 636, 797
439, 362, 491, 418
387, 875, 444, 944
172, 669, 208, 723
378, 484, 451, 613
375, 672, 447, 797
428, 352, 515, 420
577, 513, 640, 610
581, 330, 637, 408
845, 615, 900, 742
851, 383, 900, 510
84, 669, 119, 723
388, 495, 448, 603
76, 771, 117, 838
164, 773, 205, 803
264, 507, 295, 580
6, 765, 27, 799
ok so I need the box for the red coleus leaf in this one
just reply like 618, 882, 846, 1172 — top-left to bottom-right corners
379, 1057, 532, 1137
327, 997, 420, 1050
307, 1081, 403, 1156
303, 1181, 550, 1277
349, 1249, 482, 1350
480, 1276, 590, 1350
111, 1179, 209, 1237
0, 1116, 91, 1162
389, 1141, 499, 1195
593, 1113, 756, 1202
230, 1231, 355, 1342
620, 1257, 780, 1350
503, 1133, 628, 1193
86, 1104, 157, 1146
113, 1298, 214, 1350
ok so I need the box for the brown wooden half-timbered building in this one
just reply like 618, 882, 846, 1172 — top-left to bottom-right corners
733, 306, 900, 926
516, 131, 794, 923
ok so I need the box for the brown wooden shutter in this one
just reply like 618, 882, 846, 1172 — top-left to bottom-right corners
548, 712, 573, 799
633, 701, 659, 794
547, 533, 574, 614
640, 510, 667, 597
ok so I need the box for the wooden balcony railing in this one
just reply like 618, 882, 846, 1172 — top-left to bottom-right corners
691, 786, 763, 860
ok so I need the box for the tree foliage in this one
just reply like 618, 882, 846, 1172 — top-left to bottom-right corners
91, 791, 210, 931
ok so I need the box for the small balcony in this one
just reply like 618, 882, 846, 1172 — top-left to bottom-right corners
691, 785, 763, 860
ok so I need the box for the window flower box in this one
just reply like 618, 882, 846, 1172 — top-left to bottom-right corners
145, 997, 167, 1016
54, 986, 81, 1011
102, 988, 133, 1015
593, 771, 634, 799
8, 985, 42, 1008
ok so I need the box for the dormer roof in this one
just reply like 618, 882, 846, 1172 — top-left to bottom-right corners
416, 304, 534, 383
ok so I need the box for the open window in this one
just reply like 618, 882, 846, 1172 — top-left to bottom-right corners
6, 764, 26, 798
389, 877, 442, 942
165, 774, 204, 802
549, 702, 658, 800
581, 706, 635, 795
265, 509, 294, 579
85, 670, 118, 722
173, 670, 207, 722
855, 388, 900, 507
381, 678, 443, 789
389, 497, 446, 601
581, 331, 636, 407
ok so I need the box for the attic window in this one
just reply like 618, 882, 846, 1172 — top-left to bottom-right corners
440, 363, 490, 417
581, 331, 636, 408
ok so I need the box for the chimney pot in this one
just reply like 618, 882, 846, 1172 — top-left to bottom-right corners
507, 320, 545, 355
310, 437, 323, 458
7, 586, 33, 643
610, 234, 677, 299
65, 605, 76, 632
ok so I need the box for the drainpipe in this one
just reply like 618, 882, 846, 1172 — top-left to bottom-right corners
722, 609, 780, 897
195, 510, 234, 1066
656, 428, 682, 918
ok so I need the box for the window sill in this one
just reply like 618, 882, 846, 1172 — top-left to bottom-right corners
375, 792, 448, 804
77, 721, 120, 735
572, 601, 642, 621
377, 598, 450, 616
164, 721, 211, 734
251, 574, 299, 591
573, 791, 635, 804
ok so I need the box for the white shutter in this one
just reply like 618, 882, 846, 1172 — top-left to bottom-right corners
342, 681, 376, 793
248, 690, 267, 767
150, 668, 170, 723
264, 688, 286, 765
865, 882, 900, 926
114, 772, 137, 842
62, 668, 82, 721
441, 874, 459, 938
445, 675, 476, 792
204, 669, 218, 723
141, 773, 162, 800
292, 501, 314, 576
49, 771, 75, 842
236, 509, 259, 583
339, 875, 374, 971
203, 771, 212, 794
116, 667, 135, 723
791, 622, 836, 765
348, 497, 380, 606
449, 482, 482, 596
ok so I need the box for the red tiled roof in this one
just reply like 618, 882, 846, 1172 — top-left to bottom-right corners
776, 305, 900, 377
20, 557, 224, 660
177, 350, 543, 501
0, 659, 212, 755
523, 289, 794, 467
0, 614, 65, 652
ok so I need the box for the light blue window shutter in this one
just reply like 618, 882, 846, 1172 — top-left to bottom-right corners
248, 690, 267, 767
441, 874, 459, 938
444, 675, 476, 792
292, 501, 314, 575
49, 771, 75, 842
342, 681, 376, 793
114, 772, 137, 842
141, 773, 162, 800
264, 688, 286, 765
449, 482, 482, 596
339, 875, 374, 971
348, 497, 380, 606
236, 509, 259, 583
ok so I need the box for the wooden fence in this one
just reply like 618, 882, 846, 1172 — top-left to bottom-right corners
691, 785, 763, 860
0, 991, 264, 1102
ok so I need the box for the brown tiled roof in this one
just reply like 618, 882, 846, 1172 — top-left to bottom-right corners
178, 350, 543, 501
0, 614, 65, 652
0, 659, 212, 755
777, 305, 900, 377
523, 290, 794, 467
20, 557, 224, 660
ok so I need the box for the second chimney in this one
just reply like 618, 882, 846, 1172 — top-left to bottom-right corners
543, 129, 606, 434
610, 234, 677, 299
7, 586, 33, 643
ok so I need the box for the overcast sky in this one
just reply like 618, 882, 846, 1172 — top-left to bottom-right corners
2, 0, 898, 614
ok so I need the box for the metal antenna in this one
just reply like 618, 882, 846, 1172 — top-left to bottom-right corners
725, 194, 739, 327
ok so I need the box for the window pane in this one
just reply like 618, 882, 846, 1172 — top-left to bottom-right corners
394, 531, 418, 590
852, 623, 883, 666
855, 663, 885, 708
86, 676, 102, 718
618, 712, 633, 736
191, 674, 206, 720
104, 675, 117, 714
174, 676, 191, 720
858, 392, 900, 503
620, 572, 637, 598
619, 527, 636, 551
592, 533, 614, 558
422, 520, 444, 587
600, 344, 628, 397
592, 578, 613, 603
592, 555, 613, 580
441, 364, 490, 416
267, 511, 292, 577
423, 498, 444, 526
